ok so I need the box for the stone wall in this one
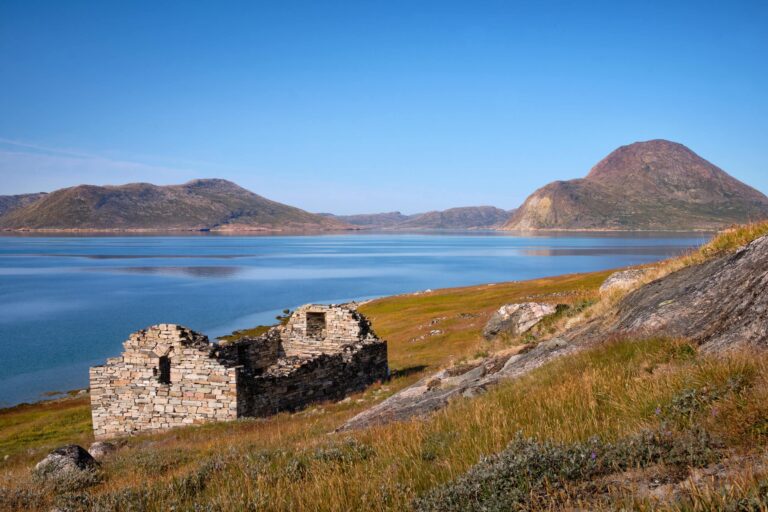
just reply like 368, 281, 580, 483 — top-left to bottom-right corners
282, 304, 373, 357
237, 340, 388, 416
90, 325, 239, 439
90, 305, 388, 439
214, 330, 283, 374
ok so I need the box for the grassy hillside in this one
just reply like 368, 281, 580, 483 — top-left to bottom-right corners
2, 223, 768, 511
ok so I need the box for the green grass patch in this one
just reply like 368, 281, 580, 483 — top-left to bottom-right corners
0, 397, 92, 460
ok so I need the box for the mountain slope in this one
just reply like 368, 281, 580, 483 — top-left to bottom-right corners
0, 192, 47, 217
0, 179, 350, 232
504, 140, 768, 231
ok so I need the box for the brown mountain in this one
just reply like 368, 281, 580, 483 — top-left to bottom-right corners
0, 192, 47, 217
504, 140, 768, 231
0, 179, 350, 232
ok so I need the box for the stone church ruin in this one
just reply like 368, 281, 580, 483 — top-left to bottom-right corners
89, 304, 388, 439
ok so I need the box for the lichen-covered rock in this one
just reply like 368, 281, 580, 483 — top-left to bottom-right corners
594, 234, 768, 352
88, 441, 117, 460
537, 338, 568, 351
483, 302, 556, 339
34, 445, 97, 477
599, 268, 650, 295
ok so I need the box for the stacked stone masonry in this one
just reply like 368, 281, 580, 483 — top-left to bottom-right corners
90, 304, 388, 439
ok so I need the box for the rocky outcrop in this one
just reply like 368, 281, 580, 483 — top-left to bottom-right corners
588, 234, 768, 352
482, 302, 556, 339
34, 445, 97, 477
599, 268, 651, 295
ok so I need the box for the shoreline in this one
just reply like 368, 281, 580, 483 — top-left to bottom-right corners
0, 227, 362, 234
0, 227, 717, 236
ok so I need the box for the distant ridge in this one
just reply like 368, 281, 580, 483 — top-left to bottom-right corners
396, 206, 512, 230
322, 211, 412, 228
504, 140, 768, 231
0, 179, 351, 232
324, 206, 513, 230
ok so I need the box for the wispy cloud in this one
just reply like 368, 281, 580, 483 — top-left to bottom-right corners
0, 137, 233, 172
0, 138, 202, 193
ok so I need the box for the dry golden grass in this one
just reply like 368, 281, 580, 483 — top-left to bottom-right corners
4, 338, 767, 511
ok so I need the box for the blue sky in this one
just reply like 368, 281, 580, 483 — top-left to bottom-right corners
0, 1, 766, 214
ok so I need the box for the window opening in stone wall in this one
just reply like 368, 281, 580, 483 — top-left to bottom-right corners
158, 355, 171, 384
237, 344, 247, 365
306, 312, 326, 340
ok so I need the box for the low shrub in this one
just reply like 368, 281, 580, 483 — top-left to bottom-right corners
311, 438, 374, 466
662, 374, 753, 429
414, 428, 721, 512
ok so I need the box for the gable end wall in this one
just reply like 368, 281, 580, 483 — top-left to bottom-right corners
90, 325, 239, 439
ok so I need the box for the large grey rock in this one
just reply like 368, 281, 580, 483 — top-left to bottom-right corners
592, 234, 768, 352
482, 302, 556, 339
599, 268, 650, 295
34, 445, 97, 477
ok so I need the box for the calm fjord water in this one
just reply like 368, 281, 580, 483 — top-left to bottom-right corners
0, 233, 708, 406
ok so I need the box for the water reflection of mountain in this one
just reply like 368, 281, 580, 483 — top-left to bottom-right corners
86, 254, 243, 259
115, 266, 242, 278
520, 246, 691, 257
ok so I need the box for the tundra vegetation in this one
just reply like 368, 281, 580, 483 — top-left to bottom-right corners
1, 221, 768, 511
